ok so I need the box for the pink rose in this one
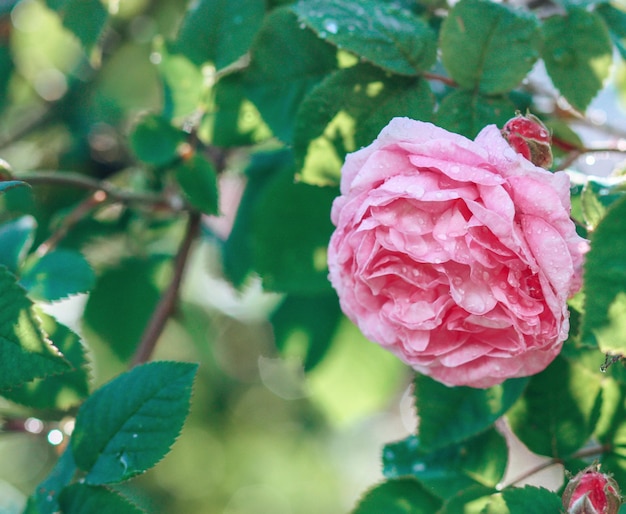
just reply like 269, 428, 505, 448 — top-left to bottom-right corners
327, 117, 587, 388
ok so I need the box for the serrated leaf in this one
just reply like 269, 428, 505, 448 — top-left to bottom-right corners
541, 8, 612, 112
0, 180, 29, 194
437, 485, 501, 514
173, 0, 264, 69
129, 114, 185, 167
294, 63, 434, 185
174, 154, 218, 215
440, 0, 540, 94
351, 477, 443, 514
292, 0, 437, 76
581, 177, 625, 229
71, 361, 198, 484
3, 313, 89, 410
501, 486, 563, 514
45, 0, 108, 51
0, 215, 36, 273
506, 355, 603, 457
436, 89, 515, 138
20, 250, 95, 302
0, 267, 69, 391
383, 429, 507, 499
26, 446, 77, 514
83, 257, 163, 361
582, 196, 626, 353
59, 484, 144, 514
414, 374, 527, 452
597, 3, 626, 60
243, 7, 337, 143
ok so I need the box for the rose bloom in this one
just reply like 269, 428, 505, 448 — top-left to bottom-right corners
327, 117, 587, 388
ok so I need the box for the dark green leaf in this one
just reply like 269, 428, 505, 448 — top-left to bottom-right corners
383, 429, 507, 499
507, 355, 603, 457
580, 176, 625, 229
352, 477, 443, 514
271, 293, 342, 370
541, 8, 612, 112
502, 486, 563, 514
129, 114, 185, 167
72, 361, 198, 484
582, 196, 626, 353
59, 484, 145, 513
0, 180, 29, 194
292, 0, 437, 75
414, 374, 527, 451
83, 258, 163, 361
440, 0, 540, 94
45, 0, 108, 51
0, 215, 36, 273
597, 4, 626, 60
243, 7, 337, 143
173, 0, 265, 69
436, 89, 515, 138
2, 313, 89, 410
20, 250, 95, 302
174, 154, 219, 215
0, 267, 69, 391
27, 446, 77, 514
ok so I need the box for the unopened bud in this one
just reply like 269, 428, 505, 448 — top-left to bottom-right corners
562, 465, 622, 514
501, 113, 553, 169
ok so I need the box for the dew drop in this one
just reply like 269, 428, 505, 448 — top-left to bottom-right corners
323, 19, 339, 34
412, 462, 425, 472
132, 433, 138, 439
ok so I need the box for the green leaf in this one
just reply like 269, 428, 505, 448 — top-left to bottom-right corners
252, 164, 338, 293
582, 196, 626, 354
440, 0, 540, 94
26, 446, 77, 514
45, 0, 108, 51
294, 63, 434, 185
174, 154, 219, 215
2, 312, 89, 410
128, 114, 185, 167
292, 0, 437, 76
437, 485, 501, 514
506, 355, 603, 457
271, 293, 342, 371
383, 429, 508, 499
0, 216, 36, 273
58, 484, 144, 514
20, 249, 95, 302
155, 49, 203, 120
0, 180, 30, 194
580, 176, 625, 229
501, 486, 563, 514
351, 477, 443, 514
243, 7, 337, 143
597, 3, 626, 60
71, 361, 198, 484
414, 374, 527, 451
0, 267, 69, 391
173, 0, 265, 69
541, 8, 612, 112
436, 89, 516, 138
83, 258, 163, 361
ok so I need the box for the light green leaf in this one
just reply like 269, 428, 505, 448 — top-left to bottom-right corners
440, 0, 540, 94
59, 484, 145, 514
26, 446, 77, 514
71, 361, 198, 484
0, 216, 36, 273
383, 429, 508, 499
582, 196, 626, 353
502, 486, 564, 514
597, 3, 626, 60
20, 249, 95, 302
507, 356, 603, 457
45, 0, 108, 51
437, 486, 501, 514
173, 0, 265, 69
174, 154, 219, 215
292, 0, 437, 75
129, 114, 185, 167
541, 8, 612, 112
414, 374, 527, 451
351, 478, 443, 514
155, 49, 203, 120
580, 177, 625, 229
436, 89, 516, 138
0, 267, 69, 391
243, 7, 337, 143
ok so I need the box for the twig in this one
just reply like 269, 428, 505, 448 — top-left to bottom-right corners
130, 211, 201, 366
422, 72, 457, 88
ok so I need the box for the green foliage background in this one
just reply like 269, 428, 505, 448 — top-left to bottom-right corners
2, 0, 626, 512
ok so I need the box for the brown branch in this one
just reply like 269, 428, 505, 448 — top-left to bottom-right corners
130, 211, 202, 366
422, 72, 457, 88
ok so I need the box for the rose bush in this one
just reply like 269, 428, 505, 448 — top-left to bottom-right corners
327, 117, 587, 388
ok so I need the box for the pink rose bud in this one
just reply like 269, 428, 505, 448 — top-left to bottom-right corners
327, 117, 587, 388
563, 466, 622, 514
501, 113, 553, 169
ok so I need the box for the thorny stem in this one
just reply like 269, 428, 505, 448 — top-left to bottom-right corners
130, 211, 202, 367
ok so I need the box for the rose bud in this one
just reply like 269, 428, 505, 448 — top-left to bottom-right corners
327, 117, 587, 388
501, 113, 553, 169
562, 466, 622, 514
